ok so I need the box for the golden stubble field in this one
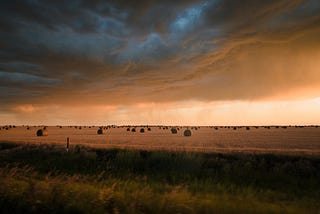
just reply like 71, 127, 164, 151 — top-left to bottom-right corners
0, 126, 319, 155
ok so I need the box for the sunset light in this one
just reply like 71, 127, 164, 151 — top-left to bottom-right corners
0, 1, 319, 213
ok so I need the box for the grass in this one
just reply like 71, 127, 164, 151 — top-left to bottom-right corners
0, 142, 319, 213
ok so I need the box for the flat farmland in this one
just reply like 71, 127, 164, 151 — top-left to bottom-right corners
1, 126, 320, 213
1, 126, 319, 155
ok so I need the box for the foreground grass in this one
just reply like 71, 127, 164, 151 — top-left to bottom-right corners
0, 143, 319, 213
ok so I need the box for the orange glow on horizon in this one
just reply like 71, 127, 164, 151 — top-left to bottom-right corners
2, 97, 319, 126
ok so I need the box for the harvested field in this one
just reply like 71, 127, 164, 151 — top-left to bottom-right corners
0, 126, 319, 155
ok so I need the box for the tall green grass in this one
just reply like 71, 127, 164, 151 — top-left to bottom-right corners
0, 143, 319, 213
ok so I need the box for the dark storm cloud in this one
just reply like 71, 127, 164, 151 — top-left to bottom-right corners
0, 0, 320, 109
0, 71, 60, 84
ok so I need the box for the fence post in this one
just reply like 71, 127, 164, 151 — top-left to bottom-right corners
66, 137, 70, 152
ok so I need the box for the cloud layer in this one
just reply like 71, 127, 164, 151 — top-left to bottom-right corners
1, 0, 320, 124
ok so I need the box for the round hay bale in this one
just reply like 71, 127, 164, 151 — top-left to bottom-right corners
131, 128, 136, 132
171, 128, 178, 134
147, 127, 151, 131
246, 127, 250, 130
36, 128, 48, 136
127, 127, 130, 131
97, 129, 103, 134
140, 128, 145, 133
184, 129, 191, 137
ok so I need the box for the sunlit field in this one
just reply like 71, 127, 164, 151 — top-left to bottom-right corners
0, 125, 319, 213
1, 125, 319, 155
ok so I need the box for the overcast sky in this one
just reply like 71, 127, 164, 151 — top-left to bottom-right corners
1, 0, 320, 125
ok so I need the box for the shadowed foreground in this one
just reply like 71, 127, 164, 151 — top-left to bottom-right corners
0, 142, 319, 213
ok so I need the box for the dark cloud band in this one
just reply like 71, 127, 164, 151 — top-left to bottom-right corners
0, 0, 319, 109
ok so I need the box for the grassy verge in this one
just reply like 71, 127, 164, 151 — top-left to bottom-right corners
0, 143, 319, 213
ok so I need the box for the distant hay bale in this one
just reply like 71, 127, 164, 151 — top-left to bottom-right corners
147, 127, 151, 131
233, 127, 237, 130
140, 128, 145, 133
127, 127, 130, 131
36, 128, 48, 136
131, 128, 136, 132
97, 129, 103, 135
184, 129, 191, 137
171, 128, 178, 134
246, 127, 250, 130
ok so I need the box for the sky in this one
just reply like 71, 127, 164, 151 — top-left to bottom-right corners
0, 0, 320, 125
